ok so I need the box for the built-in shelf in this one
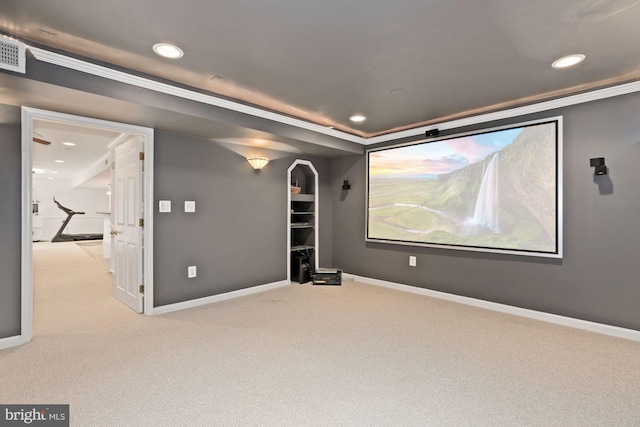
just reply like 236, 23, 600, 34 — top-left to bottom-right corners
289, 160, 318, 283
291, 194, 315, 202
291, 245, 314, 252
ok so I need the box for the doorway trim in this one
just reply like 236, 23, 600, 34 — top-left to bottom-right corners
20, 107, 155, 344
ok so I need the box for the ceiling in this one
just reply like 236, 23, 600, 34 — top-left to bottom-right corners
32, 119, 123, 188
1, 0, 640, 139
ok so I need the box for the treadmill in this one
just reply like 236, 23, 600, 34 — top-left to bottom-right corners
51, 197, 103, 242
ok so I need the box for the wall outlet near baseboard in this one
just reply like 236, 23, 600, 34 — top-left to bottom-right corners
188, 265, 197, 278
409, 256, 417, 267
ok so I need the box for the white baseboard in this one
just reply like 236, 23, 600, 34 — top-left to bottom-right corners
152, 280, 291, 316
345, 274, 640, 342
0, 335, 25, 351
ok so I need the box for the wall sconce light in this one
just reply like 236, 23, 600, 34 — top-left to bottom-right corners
342, 180, 351, 190
247, 157, 269, 170
590, 157, 607, 176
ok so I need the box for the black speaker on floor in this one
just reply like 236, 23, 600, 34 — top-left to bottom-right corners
292, 254, 312, 283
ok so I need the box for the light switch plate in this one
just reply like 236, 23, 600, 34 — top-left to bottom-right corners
188, 265, 197, 278
409, 256, 417, 267
185, 201, 196, 213
159, 200, 171, 213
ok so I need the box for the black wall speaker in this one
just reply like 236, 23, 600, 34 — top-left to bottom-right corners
590, 157, 607, 176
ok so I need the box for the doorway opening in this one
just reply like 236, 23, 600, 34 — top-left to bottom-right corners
20, 107, 155, 344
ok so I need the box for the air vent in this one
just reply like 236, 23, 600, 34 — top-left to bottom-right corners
0, 36, 26, 74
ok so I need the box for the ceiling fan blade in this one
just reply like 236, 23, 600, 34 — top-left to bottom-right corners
33, 137, 52, 145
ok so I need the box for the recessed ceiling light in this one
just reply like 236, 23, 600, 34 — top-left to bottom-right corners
63, 142, 76, 146
350, 115, 366, 122
153, 43, 184, 59
55, 160, 64, 163
32, 168, 46, 174
552, 54, 585, 69
51, 171, 58, 174
47, 177, 54, 180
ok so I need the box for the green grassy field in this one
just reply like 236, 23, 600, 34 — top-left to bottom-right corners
368, 174, 555, 252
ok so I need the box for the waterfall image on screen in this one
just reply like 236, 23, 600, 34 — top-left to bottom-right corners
472, 152, 500, 232
367, 119, 560, 256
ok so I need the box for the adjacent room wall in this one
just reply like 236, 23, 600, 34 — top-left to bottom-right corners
0, 105, 22, 339
331, 91, 640, 331
153, 130, 332, 307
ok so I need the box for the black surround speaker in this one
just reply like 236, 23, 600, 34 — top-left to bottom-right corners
590, 157, 607, 176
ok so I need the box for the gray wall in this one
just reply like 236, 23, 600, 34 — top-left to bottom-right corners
1, 56, 342, 314
0, 105, 22, 338
331, 92, 640, 330
153, 130, 332, 307
0, 110, 335, 335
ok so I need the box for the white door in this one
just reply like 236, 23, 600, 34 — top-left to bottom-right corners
113, 135, 144, 312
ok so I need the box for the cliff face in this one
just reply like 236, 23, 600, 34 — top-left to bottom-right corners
497, 124, 557, 240
429, 160, 484, 215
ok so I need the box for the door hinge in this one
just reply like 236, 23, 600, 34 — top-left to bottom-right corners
139, 152, 145, 161
139, 284, 145, 294
139, 218, 144, 227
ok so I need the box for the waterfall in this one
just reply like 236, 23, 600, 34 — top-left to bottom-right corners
472, 153, 500, 232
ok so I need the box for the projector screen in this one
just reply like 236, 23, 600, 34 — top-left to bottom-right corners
366, 117, 562, 258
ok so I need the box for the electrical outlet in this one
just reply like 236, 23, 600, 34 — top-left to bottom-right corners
409, 256, 417, 267
184, 201, 196, 213
187, 265, 197, 278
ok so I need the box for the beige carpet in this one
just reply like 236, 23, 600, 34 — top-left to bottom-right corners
75, 241, 105, 259
1, 242, 639, 426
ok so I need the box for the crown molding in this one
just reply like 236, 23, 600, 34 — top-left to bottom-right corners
29, 46, 640, 147
28, 46, 367, 145
366, 80, 640, 145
